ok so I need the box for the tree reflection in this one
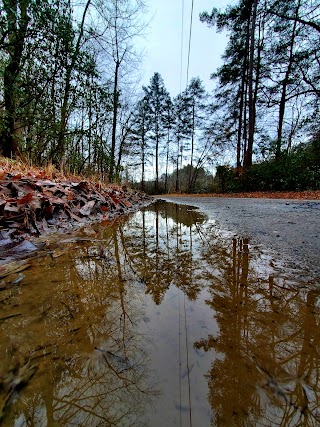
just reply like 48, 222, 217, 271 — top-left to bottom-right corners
0, 234, 158, 426
97, 201, 320, 426
118, 201, 208, 304
1, 200, 320, 426
194, 235, 320, 426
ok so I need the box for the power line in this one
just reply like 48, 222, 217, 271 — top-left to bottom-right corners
184, 291, 193, 426
186, 0, 194, 87
179, 0, 185, 93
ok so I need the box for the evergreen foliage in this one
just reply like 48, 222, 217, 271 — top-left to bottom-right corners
213, 139, 320, 193
0, 0, 319, 193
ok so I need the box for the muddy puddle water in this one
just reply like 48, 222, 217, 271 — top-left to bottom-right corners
0, 200, 320, 426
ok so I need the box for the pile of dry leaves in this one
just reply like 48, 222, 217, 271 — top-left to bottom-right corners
0, 170, 151, 242
0, 162, 152, 278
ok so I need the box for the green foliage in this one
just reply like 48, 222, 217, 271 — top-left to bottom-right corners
213, 165, 240, 193
214, 139, 320, 193
201, 0, 320, 174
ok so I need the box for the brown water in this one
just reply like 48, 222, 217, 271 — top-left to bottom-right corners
0, 200, 320, 426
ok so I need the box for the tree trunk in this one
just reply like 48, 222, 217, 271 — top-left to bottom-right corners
276, 6, 299, 161
237, 18, 250, 172
55, 0, 91, 167
165, 128, 170, 193
188, 105, 195, 192
109, 60, 120, 181
175, 137, 180, 192
141, 131, 145, 192
1, 0, 30, 158
155, 120, 159, 193
244, 0, 258, 170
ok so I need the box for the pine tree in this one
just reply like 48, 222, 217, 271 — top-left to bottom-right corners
172, 92, 191, 191
129, 94, 151, 191
183, 77, 208, 192
143, 72, 171, 193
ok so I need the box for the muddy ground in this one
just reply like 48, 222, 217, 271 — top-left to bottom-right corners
154, 195, 320, 278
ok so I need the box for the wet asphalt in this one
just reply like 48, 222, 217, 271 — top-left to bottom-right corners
154, 196, 320, 279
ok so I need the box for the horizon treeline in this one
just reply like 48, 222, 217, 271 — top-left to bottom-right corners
0, 0, 319, 192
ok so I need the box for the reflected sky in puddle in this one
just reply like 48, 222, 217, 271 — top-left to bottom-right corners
0, 200, 320, 426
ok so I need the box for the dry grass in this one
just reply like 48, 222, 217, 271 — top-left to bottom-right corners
0, 156, 110, 186
0, 156, 60, 179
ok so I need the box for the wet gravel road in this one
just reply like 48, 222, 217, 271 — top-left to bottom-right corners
155, 196, 320, 278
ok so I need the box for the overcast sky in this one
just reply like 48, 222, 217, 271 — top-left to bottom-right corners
139, 0, 232, 96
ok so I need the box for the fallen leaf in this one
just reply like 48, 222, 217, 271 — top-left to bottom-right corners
0, 260, 31, 278
79, 200, 95, 216
17, 192, 33, 205
122, 200, 132, 208
29, 199, 42, 212
12, 173, 22, 180
4, 203, 19, 213
110, 195, 120, 205
66, 210, 82, 222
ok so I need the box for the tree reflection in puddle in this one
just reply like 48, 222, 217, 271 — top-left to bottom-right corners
0, 200, 319, 426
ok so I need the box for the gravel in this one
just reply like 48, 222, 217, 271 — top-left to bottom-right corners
155, 196, 320, 278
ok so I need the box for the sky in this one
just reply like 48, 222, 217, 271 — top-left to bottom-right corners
139, 0, 232, 96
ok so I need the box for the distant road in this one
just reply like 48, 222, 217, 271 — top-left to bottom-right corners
154, 195, 320, 278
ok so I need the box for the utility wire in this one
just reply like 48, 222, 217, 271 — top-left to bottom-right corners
178, 289, 182, 427
185, 2, 195, 424
178, 3, 194, 424
184, 291, 193, 426
179, 3, 184, 421
179, 0, 185, 92
186, 0, 194, 87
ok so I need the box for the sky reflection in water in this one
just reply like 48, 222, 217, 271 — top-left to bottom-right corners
0, 200, 319, 426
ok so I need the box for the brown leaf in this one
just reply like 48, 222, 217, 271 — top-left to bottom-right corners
8, 182, 25, 196
50, 196, 66, 206
66, 209, 82, 222
122, 200, 132, 208
4, 203, 19, 213
29, 198, 42, 212
79, 200, 95, 216
110, 195, 120, 205
12, 173, 22, 180
0, 260, 31, 278
35, 179, 56, 188
0, 169, 7, 180
17, 192, 33, 205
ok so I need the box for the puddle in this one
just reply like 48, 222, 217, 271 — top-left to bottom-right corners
0, 200, 319, 426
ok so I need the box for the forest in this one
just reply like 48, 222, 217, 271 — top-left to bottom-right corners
0, 0, 319, 194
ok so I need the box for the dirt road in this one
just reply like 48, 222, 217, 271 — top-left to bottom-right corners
155, 196, 320, 278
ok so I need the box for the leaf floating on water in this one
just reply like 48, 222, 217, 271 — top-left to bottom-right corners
12, 273, 25, 284
82, 226, 96, 237
0, 260, 31, 278
51, 249, 66, 258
